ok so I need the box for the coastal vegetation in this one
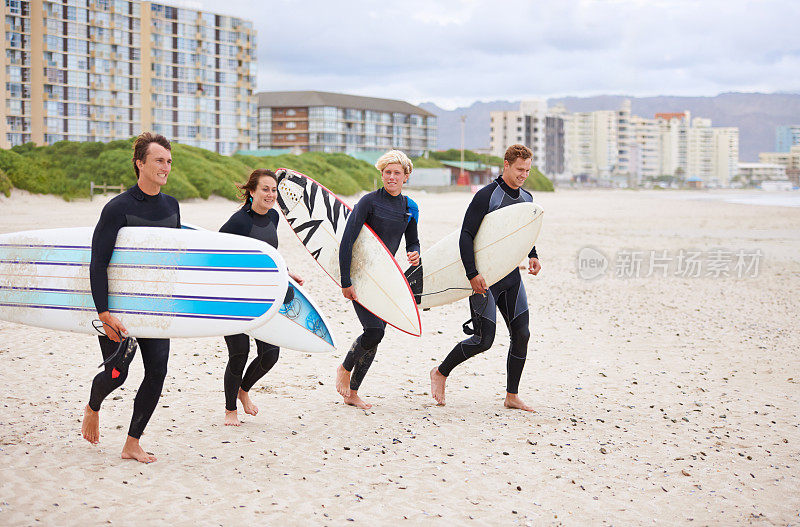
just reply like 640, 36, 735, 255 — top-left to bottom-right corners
0, 140, 553, 200
0, 140, 377, 200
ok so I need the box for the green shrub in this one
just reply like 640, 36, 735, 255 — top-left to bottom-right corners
0, 168, 12, 197
523, 166, 554, 192
410, 157, 445, 168
0, 140, 380, 200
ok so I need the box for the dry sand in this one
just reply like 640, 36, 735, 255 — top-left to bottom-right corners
1, 187, 799, 525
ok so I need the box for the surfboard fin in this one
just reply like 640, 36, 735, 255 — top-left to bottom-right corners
404, 264, 423, 305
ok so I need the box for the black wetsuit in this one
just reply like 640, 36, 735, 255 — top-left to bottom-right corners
437, 176, 538, 394
339, 188, 420, 391
88, 184, 180, 439
219, 202, 281, 412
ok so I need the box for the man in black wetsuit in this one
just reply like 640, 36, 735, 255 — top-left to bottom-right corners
430, 144, 541, 411
335, 150, 420, 409
81, 132, 180, 463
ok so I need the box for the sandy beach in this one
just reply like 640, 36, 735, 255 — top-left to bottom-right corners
1, 187, 799, 525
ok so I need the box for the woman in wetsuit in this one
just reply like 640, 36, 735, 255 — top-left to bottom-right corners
219, 169, 304, 426
335, 150, 421, 409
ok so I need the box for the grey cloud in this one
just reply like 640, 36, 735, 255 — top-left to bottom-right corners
187, 0, 800, 106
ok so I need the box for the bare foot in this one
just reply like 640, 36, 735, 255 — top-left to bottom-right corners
336, 364, 352, 398
430, 367, 447, 405
343, 390, 372, 409
504, 393, 535, 412
120, 436, 157, 463
224, 409, 241, 426
82, 404, 100, 444
238, 388, 258, 416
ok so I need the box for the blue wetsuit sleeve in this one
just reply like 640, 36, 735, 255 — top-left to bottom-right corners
339, 195, 371, 288
89, 201, 126, 314
459, 189, 490, 280
404, 198, 420, 256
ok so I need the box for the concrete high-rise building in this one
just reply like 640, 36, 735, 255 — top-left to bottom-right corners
1, 0, 256, 154
489, 110, 523, 156
656, 112, 691, 177
775, 125, 800, 152
563, 102, 644, 183
687, 117, 714, 182
565, 111, 594, 178
630, 115, 660, 185
712, 127, 739, 187
255, 91, 436, 157
615, 99, 632, 178
544, 115, 565, 177
490, 99, 565, 178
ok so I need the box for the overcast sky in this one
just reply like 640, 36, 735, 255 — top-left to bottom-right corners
182, 0, 799, 110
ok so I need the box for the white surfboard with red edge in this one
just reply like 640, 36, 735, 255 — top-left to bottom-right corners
275, 168, 421, 337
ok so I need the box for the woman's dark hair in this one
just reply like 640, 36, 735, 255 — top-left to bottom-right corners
237, 169, 278, 204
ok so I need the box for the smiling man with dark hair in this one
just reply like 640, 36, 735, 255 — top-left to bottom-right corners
81, 132, 180, 463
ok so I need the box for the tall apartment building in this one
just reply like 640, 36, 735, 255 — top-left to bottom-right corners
1, 0, 256, 154
687, 117, 714, 183
255, 91, 436, 157
630, 115, 660, 184
712, 127, 739, 187
775, 125, 800, 152
489, 99, 565, 178
564, 111, 593, 177
565, 109, 617, 180
489, 110, 523, 156
656, 112, 691, 177
615, 99, 632, 177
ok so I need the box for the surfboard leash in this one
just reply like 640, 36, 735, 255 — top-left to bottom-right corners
91, 320, 139, 379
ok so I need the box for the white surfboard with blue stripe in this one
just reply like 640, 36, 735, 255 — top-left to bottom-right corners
0, 227, 288, 338
181, 222, 335, 353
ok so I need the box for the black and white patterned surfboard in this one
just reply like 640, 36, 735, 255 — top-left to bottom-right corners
275, 168, 421, 336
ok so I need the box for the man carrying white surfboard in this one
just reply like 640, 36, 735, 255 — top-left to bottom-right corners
81, 132, 180, 463
335, 150, 421, 409
430, 144, 541, 411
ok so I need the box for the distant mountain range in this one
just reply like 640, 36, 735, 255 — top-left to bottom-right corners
418, 93, 800, 162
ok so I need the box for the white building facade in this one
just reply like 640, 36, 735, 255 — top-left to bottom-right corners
490, 99, 566, 179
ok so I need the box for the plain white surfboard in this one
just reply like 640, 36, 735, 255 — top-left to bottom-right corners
0, 227, 288, 338
411, 202, 543, 308
275, 168, 421, 336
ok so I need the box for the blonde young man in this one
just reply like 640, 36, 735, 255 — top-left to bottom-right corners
335, 150, 420, 409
